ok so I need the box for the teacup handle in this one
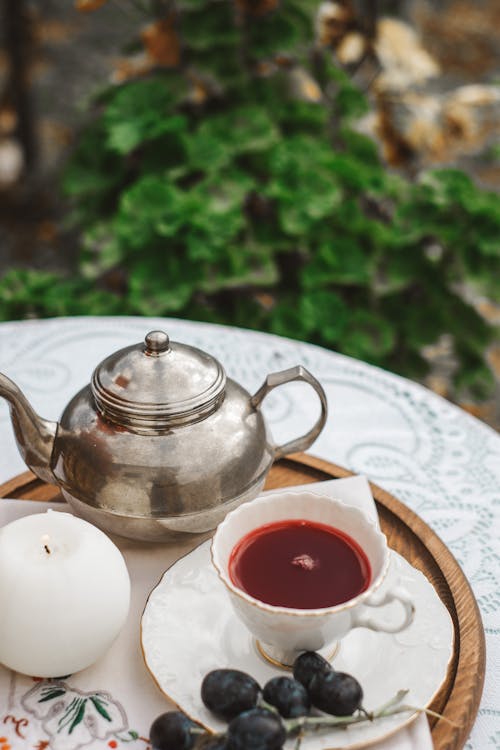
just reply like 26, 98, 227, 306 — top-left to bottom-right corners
352, 586, 415, 633
251, 366, 328, 460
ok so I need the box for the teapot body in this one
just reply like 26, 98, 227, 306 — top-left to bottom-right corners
51, 378, 274, 541
0, 330, 327, 543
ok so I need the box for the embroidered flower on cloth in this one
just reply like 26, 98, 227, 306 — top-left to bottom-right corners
21, 681, 130, 750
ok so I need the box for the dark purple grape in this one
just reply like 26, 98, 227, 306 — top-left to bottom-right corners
308, 671, 363, 716
149, 711, 198, 750
292, 651, 332, 691
226, 708, 286, 750
201, 669, 261, 721
263, 676, 310, 718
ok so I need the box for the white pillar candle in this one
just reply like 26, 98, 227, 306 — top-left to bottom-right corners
0, 510, 130, 677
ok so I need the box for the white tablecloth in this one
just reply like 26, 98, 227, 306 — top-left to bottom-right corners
0, 316, 498, 749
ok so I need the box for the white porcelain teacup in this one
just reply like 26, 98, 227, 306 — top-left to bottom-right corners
211, 490, 415, 666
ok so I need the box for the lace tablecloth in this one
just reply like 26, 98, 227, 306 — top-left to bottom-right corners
0, 316, 498, 749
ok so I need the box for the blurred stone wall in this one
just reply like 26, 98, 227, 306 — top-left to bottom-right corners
0, 0, 136, 272
405, 0, 499, 188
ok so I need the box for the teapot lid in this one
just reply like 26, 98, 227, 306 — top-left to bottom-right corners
91, 330, 226, 429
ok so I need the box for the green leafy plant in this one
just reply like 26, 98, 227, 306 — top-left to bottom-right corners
1, 0, 499, 396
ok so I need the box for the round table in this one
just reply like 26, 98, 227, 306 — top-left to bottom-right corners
0, 316, 497, 749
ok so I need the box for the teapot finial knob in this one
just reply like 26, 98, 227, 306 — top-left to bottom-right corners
145, 330, 170, 355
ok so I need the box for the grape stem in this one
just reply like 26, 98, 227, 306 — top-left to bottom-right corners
282, 690, 458, 733
283, 690, 410, 733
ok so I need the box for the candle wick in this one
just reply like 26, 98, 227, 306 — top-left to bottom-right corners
41, 534, 51, 555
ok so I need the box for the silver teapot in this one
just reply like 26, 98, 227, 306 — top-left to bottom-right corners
0, 330, 327, 541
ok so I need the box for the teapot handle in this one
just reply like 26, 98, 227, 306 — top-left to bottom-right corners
250, 366, 328, 460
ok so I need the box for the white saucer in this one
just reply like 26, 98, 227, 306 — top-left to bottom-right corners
141, 540, 454, 749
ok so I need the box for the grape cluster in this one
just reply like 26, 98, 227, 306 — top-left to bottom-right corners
149, 651, 364, 750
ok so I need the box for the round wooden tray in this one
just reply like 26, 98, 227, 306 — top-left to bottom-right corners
0, 453, 484, 750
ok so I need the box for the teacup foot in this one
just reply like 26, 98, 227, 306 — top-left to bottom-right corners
255, 639, 339, 669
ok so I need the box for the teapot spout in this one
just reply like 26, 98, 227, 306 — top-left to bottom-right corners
0, 373, 57, 484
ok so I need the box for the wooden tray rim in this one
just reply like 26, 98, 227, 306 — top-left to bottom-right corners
0, 453, 485, 750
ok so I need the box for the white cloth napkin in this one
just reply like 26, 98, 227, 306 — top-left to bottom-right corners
0, 478, 433, 750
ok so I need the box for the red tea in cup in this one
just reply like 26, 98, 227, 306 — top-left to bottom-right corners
228, 519, 371, 609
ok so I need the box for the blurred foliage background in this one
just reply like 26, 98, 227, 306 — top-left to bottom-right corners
0, 0, 499, 423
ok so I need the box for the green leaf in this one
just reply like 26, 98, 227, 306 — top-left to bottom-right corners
339, 127, 380, 165
104, 79, 186, 154
334, 80, 369, 119
62, 121, 125, 227
275, 99, 328, 136
38, 688, 66, 702
183, 131, 233, 173
63, 123, 124, 198
303, 237, 372, 287
90, 696, 112, 722
270, 298, 309, 340
247, 11, 303, 57
184, 170, 254, 253
184, 108, 279, 172
180, 3, 239, 51
117, 175, 195, 247
109, 114, 186, 155
265, 137, 342, 235
69, 700, 87, 734
342, 309, 396, 360
299, 290, 348, 343
453, 354, 495, 399
128, 249, 200, 314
